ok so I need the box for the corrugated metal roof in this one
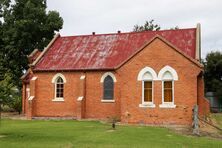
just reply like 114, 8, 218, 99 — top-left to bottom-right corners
34, 28, 196, 71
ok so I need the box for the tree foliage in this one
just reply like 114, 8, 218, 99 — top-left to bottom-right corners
204, 51, 222, 100
133, 19, 161, 32
133, 19, 179, 32
0, 0, 63, 87
0, 0, 63, 112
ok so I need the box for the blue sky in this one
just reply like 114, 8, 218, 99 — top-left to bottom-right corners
47, 0, 222, 58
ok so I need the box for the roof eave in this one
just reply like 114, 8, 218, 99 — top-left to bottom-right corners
33, 67, 116, 72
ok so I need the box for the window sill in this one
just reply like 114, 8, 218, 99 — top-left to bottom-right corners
52, 98, 64, 102
139, 103, 156, 108
101, 99, 115, 103
159, 104, 176, 108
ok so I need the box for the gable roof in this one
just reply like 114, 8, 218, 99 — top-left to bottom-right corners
33, 28, 198, 71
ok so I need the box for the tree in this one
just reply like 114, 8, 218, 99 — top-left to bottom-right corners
0, 0, 63, 113
133, 19, 161, 32
0, 0, 63, 88
204, 51, 222, 101
133, 19, 179, 32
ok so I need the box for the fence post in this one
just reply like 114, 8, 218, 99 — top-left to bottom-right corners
192, 105, 199, 135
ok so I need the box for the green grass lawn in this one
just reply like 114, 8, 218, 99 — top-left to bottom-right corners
0, 119, 222, 148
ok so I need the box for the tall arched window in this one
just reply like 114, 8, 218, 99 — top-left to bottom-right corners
158, 66, 178, 108
52, 73, 66, 101
137, 67, 157, 108
56, 77, 64, 98
100, 72, 116, 102
103, 75, 114, 100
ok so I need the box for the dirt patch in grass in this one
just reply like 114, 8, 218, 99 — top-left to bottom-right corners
198, 117, 222, 139
167, 115, 222, 140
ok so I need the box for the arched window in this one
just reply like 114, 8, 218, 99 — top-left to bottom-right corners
138, 67, 156, 108
56, 77, 64, 98
100, 72, 116, 102
103, 75, 114, 100
158, 66, 178, 108
52, 73, 66, 101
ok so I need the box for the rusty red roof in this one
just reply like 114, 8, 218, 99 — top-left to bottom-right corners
34, 28, 197, 71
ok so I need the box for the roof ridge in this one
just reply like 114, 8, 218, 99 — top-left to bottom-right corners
60, 28, 196, 38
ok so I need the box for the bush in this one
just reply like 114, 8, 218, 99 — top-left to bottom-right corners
9, 96, 22, 114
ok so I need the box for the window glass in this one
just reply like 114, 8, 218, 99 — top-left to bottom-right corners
56, 77, 64, 98
144, 81, 152, 102
103, 75, 114, 100
164, 81, 172, 102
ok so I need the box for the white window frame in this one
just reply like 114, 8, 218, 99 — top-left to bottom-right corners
100, 72, 116, 103
52, 73, 66, 102
158, 66, 178, 108
139, 80, 155, 108
138, 67, 157, 108
26, 88, 30, 98
159, 80, 176, 108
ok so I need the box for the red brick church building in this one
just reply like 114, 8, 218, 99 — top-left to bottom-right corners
22, 24, 209, 125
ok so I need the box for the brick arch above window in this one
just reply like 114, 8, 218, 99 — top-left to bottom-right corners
137, 67, 158, 81
51, 73, 67, 83
100, 72, 117, 83
158, 66, 178, 81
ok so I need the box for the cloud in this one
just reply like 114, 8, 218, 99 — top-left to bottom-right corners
47, 0, 222, 58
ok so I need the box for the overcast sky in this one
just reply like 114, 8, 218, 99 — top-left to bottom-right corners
47, 0, 222, 58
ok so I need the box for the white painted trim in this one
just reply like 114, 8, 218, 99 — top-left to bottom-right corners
101, 99, 115, 103
137, 67, 158, 81
195, 23, 201, 60
28, 96, 34, 101
51, 73, 67, 83
77, 96, 84, 101
80, 75, 85, 80
100, 72, 117, 83
26, 88, 30, 98
142, 80, 154, 106
139, 103, 156, 108
31, 76, 37, 80
52, 73, 66, 101
158, 66, 178, 80
52, 98, 64, 102
161, 80, 175, 108
159, 104, 176, 108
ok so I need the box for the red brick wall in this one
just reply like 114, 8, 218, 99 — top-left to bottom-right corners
117, 38, 202, 125
23, 38, 207, 125
27, 72, 121, 119
197, 75, 210, 116
84, 72, 121, 119
31, 72, 81, 117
